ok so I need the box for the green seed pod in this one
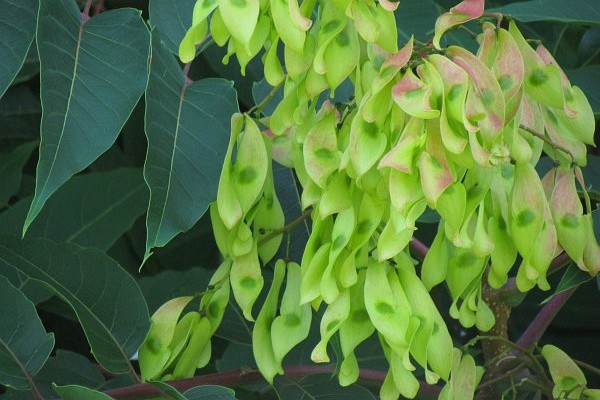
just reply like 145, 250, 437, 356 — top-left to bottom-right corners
217, 114, 244, 229
218, 0, 259, 52
200, 259, 232, 335
163, 311, 201, 375
172, 316, 212, 378
509, 20, 564, 110
138, 296, 195, 381
271, 262, 312, 367
233, 116, 269, 215
253, 259, 286, 383
303, 104, 340, 188
311, 288, 351, 363
364, 261, 411, 353
230, 241, 264, 321
338, 270, 375, 386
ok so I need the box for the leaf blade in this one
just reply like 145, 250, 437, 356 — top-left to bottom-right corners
0, 235, 149, 373
143, 33, 238, 261
490, 0, 600, 26
25, 1, 150, 232
0, 169, 148, 251
0, 275, 54, 390
0, 0, 38, 98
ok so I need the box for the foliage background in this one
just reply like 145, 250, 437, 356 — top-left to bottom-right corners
0, 0, 598, 398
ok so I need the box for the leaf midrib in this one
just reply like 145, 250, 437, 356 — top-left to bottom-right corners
36, 13, 85, 207
0, 243, 131, 370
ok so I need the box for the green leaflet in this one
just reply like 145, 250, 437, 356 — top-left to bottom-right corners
0, 0, 38, 98
0, 276, 54, 390
25, 1, 150, 233
144, 32, 238, 262
0, 235, 149, 374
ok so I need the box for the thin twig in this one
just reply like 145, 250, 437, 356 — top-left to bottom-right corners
574, 359, 600, 378
259, 208, 312, 246
519, 125, 575, 163
248, 80, 285, 117
82, 0, 93, 20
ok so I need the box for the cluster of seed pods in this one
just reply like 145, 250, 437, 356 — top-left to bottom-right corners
138, 0, 599, 398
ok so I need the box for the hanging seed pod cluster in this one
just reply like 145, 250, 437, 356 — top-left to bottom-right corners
139, 0, 599, 398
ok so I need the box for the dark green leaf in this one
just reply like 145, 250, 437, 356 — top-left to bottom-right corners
216, 343, 254, 372
143, 33, 238, 262
0, 86, 41, 141
0, 169, 148, 251
53, 385, 113, 400
216, 300, 254, 346
11, 44, 39, 86
25, 0, 150, 231
567, 66, 600, 114
251, 78, 283, 116
151, 381, 186, 400
148, 0, 195, 54
0, 235, 149, 373
0, 141, 37, 206
490, 0, 600, 26
138, 267, 212, 313
578, 28, 600, 65
0, 275, 54, 390
183, 385, 237, 400
4, 350, 106, 400
396, 0, 440, 42
0, 0, 38, 97
541, 263, 593, 304
273, 374, 377, 400
273, 164, 309, 264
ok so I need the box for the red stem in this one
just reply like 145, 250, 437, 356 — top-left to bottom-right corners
516, 287, 577, 349
104, 366, 442, 399
82, 0, 93, 18
410, 237, 429, 260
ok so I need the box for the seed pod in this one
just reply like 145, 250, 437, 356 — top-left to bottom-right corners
234, 116, 269, 214
138, 296, 195, 381
178, 0, 218, 62
253, 259, 286, 383
338, 270, 375, 386
200, 259, 232, 335
217, 114, 244, 229
303, 105, 340, 188
218, 0, 259, 52
172, 316, 212, 378
311, 288, 351, 363
433, 0, 484, 50
230, 241, 264, 321
509, 20, 564, 110
271, 262, 312, 367
551, 167, 588, 265
365, 261, 411, 352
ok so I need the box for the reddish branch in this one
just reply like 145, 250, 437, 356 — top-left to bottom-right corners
104, 366, 441, 399
517, 287, 577, 349
409, 237, 429, 260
